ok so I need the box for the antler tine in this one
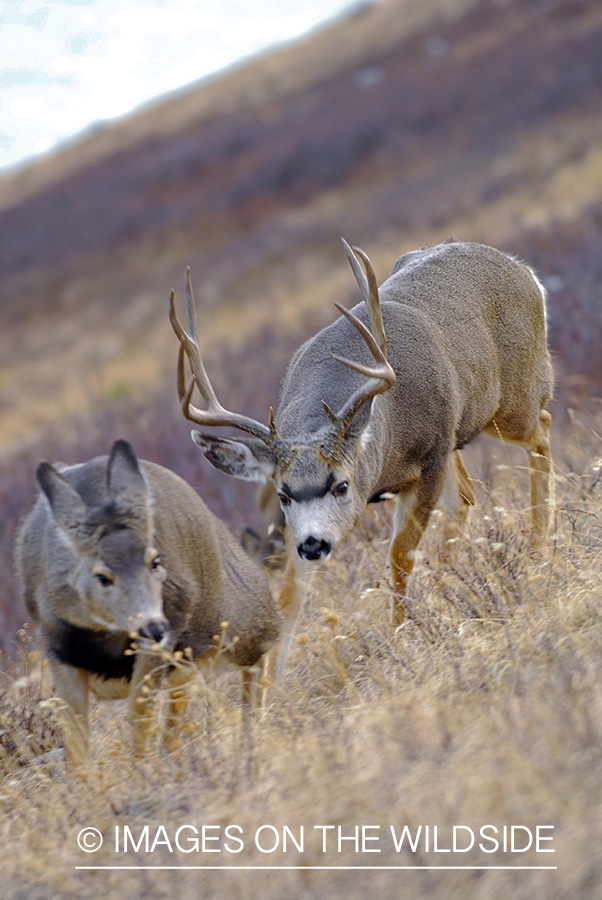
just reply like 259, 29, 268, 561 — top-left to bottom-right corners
332, 301, 384, 366
341, 237, 370, 304
176, 342, 187, 403
177, 368, 249, 436
332, 302, 395, 413
351, 245, 387, 358
184, 266, 198, 342
320, 246, 396, 456
169, 274, 274, 442
342, 238, 387, 357
169, 288, 220, 410
175, 343, 217, 429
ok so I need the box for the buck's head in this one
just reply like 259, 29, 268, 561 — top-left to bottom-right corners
169, 240, 395, 565
38, 440, 168, 643
190, 411, 377, 562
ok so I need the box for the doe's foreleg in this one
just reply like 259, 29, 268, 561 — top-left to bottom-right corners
48, 656, 89, 768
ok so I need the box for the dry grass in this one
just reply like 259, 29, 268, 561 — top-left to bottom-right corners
1, 409, 600, 900
0, 1, 601, 893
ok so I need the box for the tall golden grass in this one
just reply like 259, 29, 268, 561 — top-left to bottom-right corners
1, 1, 601, 894
1, 403, 600, 900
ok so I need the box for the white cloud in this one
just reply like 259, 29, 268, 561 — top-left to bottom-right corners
227, 12, 322, 52
78, 11, 100, 26
0, 0, 358, 170
10, 95, 90, 133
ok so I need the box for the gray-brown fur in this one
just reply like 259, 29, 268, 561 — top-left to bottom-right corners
170, 238, 554, 691
15, 439, 279, 765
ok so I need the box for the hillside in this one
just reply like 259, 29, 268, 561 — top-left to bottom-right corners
1, 0, 601, 637
1, 0, 601, 462
1, 2, 602, 898
0, 0, 600, 633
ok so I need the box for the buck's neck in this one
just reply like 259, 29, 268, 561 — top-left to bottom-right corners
353, 394, 397, 501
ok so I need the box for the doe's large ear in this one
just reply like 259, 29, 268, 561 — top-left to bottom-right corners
107, 439, 149, 511
191, 432, 276, 483
37, 462, 87, 535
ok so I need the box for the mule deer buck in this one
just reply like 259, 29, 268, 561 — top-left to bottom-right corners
169, 238, 553, 689
16, 439, 279, 766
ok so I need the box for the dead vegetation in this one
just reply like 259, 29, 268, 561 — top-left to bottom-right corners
0, 0, 601, 463
0, 0, 601, 896
0, 406, 600, 899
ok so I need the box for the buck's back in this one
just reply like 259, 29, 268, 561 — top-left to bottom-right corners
276, 238, 551, 455
382, 238, 553, 434
384, 239, 545, 342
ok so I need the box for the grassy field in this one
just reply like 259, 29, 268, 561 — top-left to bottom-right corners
1, 0, 601, 896
0, 398, 600, 900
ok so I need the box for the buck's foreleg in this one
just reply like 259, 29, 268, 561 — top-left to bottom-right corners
525, 408, 553, 544
261, 544, 307, 707
485, 408, 554, 546
439, 450, 476, 564
48, 656, 90, 767
389, 464, 447, 626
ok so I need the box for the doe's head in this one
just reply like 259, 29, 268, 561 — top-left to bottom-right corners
37, 440, 168, 642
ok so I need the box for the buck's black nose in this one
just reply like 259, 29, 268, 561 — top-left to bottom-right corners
297, 537, 332, 561
139, 620, 166, 643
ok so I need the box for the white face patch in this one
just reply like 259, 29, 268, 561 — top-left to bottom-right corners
283, 493, 352, 555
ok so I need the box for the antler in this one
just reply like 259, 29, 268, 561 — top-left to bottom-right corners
169, 268, 277, 443
320, 241, 396, 458
340, 239, 388, 358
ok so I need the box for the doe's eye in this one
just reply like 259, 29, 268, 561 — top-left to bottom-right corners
150, 555, 162, 571
332, 481, 349, 497
95, 572, 113, 588
278, 493, 291, 508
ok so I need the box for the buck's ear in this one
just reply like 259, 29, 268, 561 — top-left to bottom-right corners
191, 432, 276, 483
37, 462, 87, 534
343, 400, 374, 446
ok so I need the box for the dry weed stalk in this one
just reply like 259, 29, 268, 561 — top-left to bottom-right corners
1, 414, 601, 899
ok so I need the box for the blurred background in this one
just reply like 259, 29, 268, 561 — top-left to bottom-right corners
1, 0, 601, 652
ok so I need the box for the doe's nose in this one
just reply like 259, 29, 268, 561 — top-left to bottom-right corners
139, 620, 166, 643
297, 536, 332, 561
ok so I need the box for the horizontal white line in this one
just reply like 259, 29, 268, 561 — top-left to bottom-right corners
75, 866, 558, 871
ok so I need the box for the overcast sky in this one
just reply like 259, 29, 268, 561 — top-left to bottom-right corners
0, 0, 360, 172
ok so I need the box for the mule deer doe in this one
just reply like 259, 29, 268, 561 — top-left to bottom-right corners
169, 238, 553, 690
16, 439, 279, 766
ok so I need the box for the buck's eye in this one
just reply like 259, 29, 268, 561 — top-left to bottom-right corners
278, 493, 291, 508
94, 572, 114, 588
332, 481, 349, 497
150, 555, 162, 571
